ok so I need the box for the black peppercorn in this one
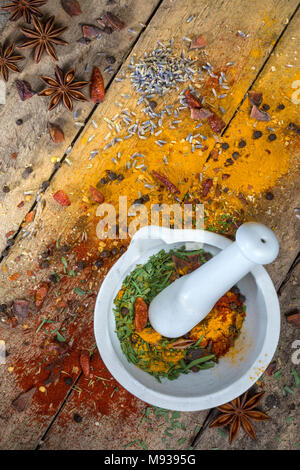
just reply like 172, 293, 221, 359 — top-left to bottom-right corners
238, 139, 246, 148
277, 104, 285, 110
117, 174, 124, 181
3, 186, 10, 193
268, 133, 277, 141
253, 130, 262, 139
232, 152, 240, 160
16, 119, 23, 125
77, 261, 86, 270
0, 304, 7, 313
95, 259, 104, 268
73, 413, 83, 423
221, 142, 229, 150
106, 55, 116, 64
64, 376, 73, 386
149, 100, 157, 110
49, 274, 58, 283
265, 191, 274, 200
261, 104, 270, 111
41, 260, 50, 269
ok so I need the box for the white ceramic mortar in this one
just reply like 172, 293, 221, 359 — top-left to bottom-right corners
94, 226, 280, 411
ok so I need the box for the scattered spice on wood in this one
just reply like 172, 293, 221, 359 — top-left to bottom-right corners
250, 105, 270, 121
82, 24, 102, 40
202, 178, 213, 197
2, 0, 47, 23
39, 66, 89, 112
0, 42, 24, 81
61, 0, 82, 17
80, 350, 90, 377
208, 113, 226, 134
17, 16, 68, 63
12, 299, 29, 323
15, 79, 35, 100
248, 91, 262, 107
53, 190, 71, 206
90, 185, 104, 203
190, 34, 206, 50
35, 283, 49, 308
97, 11, 125, 31
48, 122, 65, 143
12, 387, 36, 412
209, 391, 270, 443
90, 66, 105, 104
286, 310, 300, 328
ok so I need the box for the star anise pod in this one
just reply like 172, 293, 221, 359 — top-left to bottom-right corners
0, 42, 24, 81
209, 391, 270, 444
2, 0, 47, 23
38, 66, 89, 112
17, 16, 68, 63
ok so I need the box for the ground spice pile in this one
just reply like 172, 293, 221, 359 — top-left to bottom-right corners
113, 247, 246, 381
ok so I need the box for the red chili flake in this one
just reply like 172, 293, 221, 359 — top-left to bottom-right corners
152, 170, 180, 194
53, 190, 71, 206
90, 66, 105, 104
11, 152, 18, 160
15, 79, 35, 101
97, 11, 125, 31
265, 361, 277, 376
250, 105, 270, 121
61, 0, 82, 16
202, 178, 213, 196
48, 123, 65, 143
12, 387, 36, 412
248, 91, 262, 107
286, 311, 300, 328
17, 201, 25, 208
208, 113, 226, 134
208, 149, 219, 162
25, 211, 35, 223
190, 34, 206, 50
12, 299, 29, 323
90, 185, 104, 203
82, 24, 102, 39
190, 107, 213, 120
6, 231, 15, 238
35, 284, 49, 309
134, 297, 148, 333
80, 350, 90, 377
185, 90, 202, 108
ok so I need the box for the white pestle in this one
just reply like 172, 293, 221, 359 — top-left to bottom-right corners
149, 222, 279, 338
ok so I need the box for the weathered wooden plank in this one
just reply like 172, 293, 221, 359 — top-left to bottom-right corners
0, 0, 161, 253
193, 262, 300, 450
0, 0, 299, 451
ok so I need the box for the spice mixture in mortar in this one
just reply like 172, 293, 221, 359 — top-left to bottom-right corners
114, 247, 246, 381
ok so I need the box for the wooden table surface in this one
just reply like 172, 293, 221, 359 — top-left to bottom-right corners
0, 0, 299, 450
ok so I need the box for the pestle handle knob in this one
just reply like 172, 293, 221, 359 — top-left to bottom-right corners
236, 222, 279, 265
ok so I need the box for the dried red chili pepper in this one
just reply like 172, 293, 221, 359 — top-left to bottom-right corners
134, 297, 148, 332
90, 185, 104, 203
152, 170, 180, 194
53, 190, 71, 206
80, 350, 90, 377
90, 66, 105, 104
